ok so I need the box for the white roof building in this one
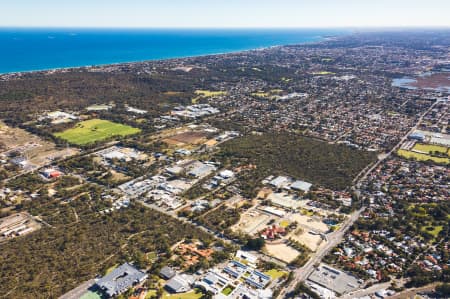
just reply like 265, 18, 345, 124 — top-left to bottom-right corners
165, 274, 193, 293
219, 170, 234, 179
269, 176, 290, 189
290, 180, 312, 192
236, 250, 258, 265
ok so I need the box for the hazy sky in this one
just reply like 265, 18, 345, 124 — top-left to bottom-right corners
1, 0, 449, 28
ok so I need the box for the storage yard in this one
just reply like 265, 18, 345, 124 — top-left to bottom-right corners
0, 212, 41, 241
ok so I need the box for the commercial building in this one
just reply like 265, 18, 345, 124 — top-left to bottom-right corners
187, 161, 216, 178
269, 176, 290, 189
41, 168, 63, 179
290, 180, 312, 193
307, 264, 360, 295
408, 132, 425, 142
96, 263, 148, 298
160, 266, 176, 280
165, 274, 193, 293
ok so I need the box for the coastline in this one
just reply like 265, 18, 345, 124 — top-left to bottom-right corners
0, 30, 343, 77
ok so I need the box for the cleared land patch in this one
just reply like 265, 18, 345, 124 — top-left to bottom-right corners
288, 229, 324, 252
0, 121, 78, 168
232, 210, 272, 235
54, 119, 141, 145
163, 131, 209, 147
265, 242, 300, 263
290, 214, 329, 233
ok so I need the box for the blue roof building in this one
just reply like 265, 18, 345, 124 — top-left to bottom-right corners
96, 263, 147, 298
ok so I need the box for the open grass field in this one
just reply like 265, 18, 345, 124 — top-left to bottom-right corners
162, 289, 203, 299
145, 290, 158, 299
194, 90, 227, 97
54, 119, 141, 145
251, 91, 271, 98
280, 220, 290, 228
264, 269, 288, 280
221, 286, 234, 295
421, 225, 443, 238
300, 208, 314, 216
413, 143, 449, 156
397, 149, 449, 164
192, 90, 227, 103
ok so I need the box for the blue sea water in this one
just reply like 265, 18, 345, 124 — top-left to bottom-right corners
0, 28, 346, 74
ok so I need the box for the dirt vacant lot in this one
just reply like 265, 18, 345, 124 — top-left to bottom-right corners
290, 214, 329, 233
232, 210, 273, 235
265, 242, 300, 263
0, 122, 78, 168
164, 131, 209, 146
0, 122, 42, 154
288, 228, 324, 251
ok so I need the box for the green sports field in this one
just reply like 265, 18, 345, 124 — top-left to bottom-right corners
397, 149, 449, 165
412, 143, 449, 157
54, 119, 141, 145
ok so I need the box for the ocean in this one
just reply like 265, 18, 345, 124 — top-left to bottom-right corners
0, 28, 346, 74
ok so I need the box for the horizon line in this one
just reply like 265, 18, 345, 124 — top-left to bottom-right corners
1, 25, 450, 30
